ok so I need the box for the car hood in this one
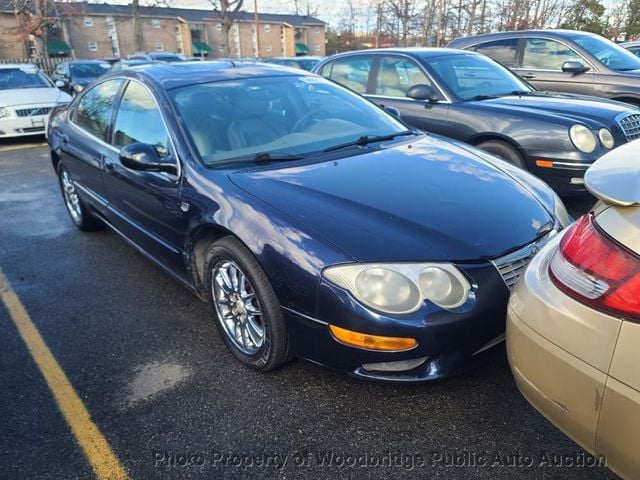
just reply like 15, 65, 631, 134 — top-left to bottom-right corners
228, 135, 554, 262
0, 88, 71, 107
469, 93, 632, 124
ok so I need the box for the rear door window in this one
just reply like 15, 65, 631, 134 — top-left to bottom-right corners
473, 38, 519, 67
320, 56, 373, 93
73, 79, 123, 141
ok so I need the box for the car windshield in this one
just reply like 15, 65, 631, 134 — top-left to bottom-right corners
428, 54, 533, 101
70, 63, 110, 78
0, 68, 52, 90
570, 34, 640, 71
297, 59, 320, 71
170, 75, 409, 166
153, 54, 184, 62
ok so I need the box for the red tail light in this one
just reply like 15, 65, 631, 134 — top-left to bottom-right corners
549, 214, 640, 322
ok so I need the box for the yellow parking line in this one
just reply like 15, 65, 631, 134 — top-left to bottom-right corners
0, 142, 46, 152
0, 267, 129, 480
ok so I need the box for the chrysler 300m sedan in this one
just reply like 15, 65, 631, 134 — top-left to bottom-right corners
314, 49, 640, 195
48, 62, 569, 381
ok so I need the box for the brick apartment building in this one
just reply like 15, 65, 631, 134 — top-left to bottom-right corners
0, 1, 326, 60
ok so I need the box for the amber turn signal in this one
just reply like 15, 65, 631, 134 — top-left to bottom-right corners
329, 325, 418, 352
535, 160, 554, 168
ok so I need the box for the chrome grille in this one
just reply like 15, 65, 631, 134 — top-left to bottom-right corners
15, 106, 53, 117
492, 231, 556, 290
619, 113, 640, 141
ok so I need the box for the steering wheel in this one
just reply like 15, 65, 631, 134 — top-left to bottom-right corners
292, 110, 331, 133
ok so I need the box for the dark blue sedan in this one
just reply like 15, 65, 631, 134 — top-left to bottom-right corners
47, 61, 568, 381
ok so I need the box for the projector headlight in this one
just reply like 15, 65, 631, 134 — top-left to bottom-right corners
598, 128, 614, 149
323, 263, 471, 314
0, 107, 8, 118
569, 124, 597, 153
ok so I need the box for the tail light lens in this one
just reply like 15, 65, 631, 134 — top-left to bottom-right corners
549, 214, 640, 322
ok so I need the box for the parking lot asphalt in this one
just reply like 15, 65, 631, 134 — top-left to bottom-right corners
0, 140, 613, 480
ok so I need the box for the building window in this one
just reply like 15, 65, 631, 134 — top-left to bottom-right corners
151, 18, 160, 29
266, 44, 272, 52
315, 27, 321, 34
218, 45, 224, 53
84, 17, 93, 27
88, 41, 98, 51
264, 24, 271, 32
155, 42, 164, 52
314, 45, 321, 52
216, 23, 222, 31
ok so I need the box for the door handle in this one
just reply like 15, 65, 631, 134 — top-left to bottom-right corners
103, 157, 114, 172
520, 73, 536, 80
61, 133, 69, 144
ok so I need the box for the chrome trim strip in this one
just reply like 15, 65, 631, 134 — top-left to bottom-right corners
281, 306, 328, 326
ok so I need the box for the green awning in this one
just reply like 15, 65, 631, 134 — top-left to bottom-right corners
295, 42, 309, 55
192, 42, 212, 54
47, 39, 71, 56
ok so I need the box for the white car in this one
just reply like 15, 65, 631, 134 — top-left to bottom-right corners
0, 64, 72, 138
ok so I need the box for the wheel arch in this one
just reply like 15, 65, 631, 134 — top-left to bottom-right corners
186, 223, 237, 298
51, 149, 61, 172
469, 133, 530, 165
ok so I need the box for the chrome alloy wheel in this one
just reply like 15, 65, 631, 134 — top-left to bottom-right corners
211, 260, 265, 355
61, 170, 82, 223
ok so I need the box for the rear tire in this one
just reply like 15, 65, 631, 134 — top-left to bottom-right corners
57, 164, 104, 232
205, 236, 290, 371
477, 140, 527, 170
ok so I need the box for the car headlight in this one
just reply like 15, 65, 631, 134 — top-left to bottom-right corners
73, 84, 85, 93
569, 124, 596, 153
551, 190, 571, 228
598, 128, 614, 149
0, 107, 8, 118
323, 263, 471, 314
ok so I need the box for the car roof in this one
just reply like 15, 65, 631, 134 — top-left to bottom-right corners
107, 60, 308, 90
0, 63, 41, 70
328, 47, 472, 58
449, 29, 590, 45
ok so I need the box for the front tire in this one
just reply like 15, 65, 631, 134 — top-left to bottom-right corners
477, 140, 527, 170
205, 236, 290, 371
57, 165, 104, 231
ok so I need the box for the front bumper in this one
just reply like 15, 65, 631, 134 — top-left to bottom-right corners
283, 262, 510, 382
0, 114, 49, 137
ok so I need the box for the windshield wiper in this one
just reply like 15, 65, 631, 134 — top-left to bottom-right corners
214, 152, 304, 166
467, 95, 498, 101
323, 130, 417, 153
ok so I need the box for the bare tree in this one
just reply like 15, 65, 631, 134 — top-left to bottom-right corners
386, 0, 418, 47
207, 0, 244, 56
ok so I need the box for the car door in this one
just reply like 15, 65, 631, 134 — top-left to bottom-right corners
366, 55, 450, 136
102, 79, 187, 279
62, 78, 124, 213
513, 37, 595, 95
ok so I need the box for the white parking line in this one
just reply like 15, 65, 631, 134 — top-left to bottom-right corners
0, 142, 47, 153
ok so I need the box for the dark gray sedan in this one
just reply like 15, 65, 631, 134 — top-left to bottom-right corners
314, 48, 640, 195
449, 30, 640, 107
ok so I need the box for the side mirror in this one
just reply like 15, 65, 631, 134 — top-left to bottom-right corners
119, 143, 177, 175
384, 106, 401, 119
406, 84, 438, 103
562, 61, 589, 74
54, 80, 65, 88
